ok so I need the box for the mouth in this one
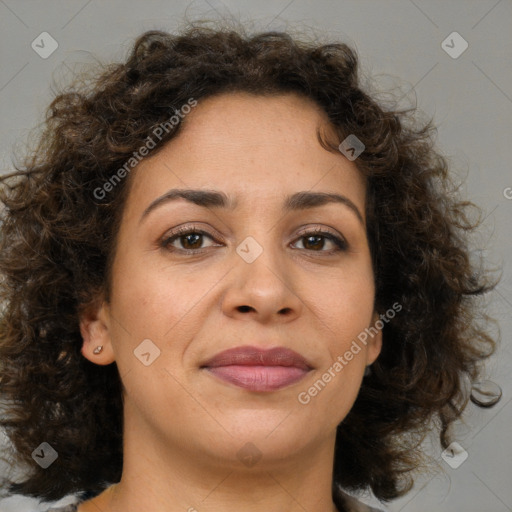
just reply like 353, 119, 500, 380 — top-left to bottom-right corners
200, 346, 313, 392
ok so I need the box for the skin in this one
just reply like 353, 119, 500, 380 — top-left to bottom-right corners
79, 92, 382, 512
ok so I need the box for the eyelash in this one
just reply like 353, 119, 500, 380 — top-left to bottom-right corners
160, 224, 348, 255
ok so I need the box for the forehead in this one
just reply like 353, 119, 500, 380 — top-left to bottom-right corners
127, 92, 366, 215
173, 92, 338, 162
181, 91, 328, 139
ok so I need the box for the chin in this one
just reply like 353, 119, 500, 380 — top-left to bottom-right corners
202, 433, 313, 471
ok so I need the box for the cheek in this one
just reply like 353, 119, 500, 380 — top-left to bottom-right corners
309, 266, 375, 340
109, 252, 190, 337
108, 253, 225, 376
300, 286, 372, 424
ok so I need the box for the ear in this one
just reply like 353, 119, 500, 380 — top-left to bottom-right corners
79, 297, 116, 365
365, 311, 383, 366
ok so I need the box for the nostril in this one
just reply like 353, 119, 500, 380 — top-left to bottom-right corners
237, 305, 253, 313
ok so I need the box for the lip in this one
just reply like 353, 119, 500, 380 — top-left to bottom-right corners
201, 346, 313, 392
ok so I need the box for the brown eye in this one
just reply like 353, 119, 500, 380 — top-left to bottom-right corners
161, 228, 219, 253
292, 229, 348, 253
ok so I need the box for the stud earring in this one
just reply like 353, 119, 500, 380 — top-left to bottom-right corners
93, 346, 104, 355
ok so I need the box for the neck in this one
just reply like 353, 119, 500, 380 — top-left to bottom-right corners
82, 405, 340, 512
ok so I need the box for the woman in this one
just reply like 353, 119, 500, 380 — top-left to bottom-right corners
0, 23, 496, 512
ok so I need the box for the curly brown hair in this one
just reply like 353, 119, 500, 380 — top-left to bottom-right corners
0, 21, 497, 506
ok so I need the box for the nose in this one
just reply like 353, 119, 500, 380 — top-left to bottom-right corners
220, 238, 303, 324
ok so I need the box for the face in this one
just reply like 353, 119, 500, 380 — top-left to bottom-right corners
81, 92, 381, 468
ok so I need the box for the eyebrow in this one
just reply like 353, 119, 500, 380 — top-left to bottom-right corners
139, 189, 364, 225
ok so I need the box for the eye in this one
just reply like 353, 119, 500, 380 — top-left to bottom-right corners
292, 228, 348, 253
160, 225, 220, 253
160, 225, 348, 255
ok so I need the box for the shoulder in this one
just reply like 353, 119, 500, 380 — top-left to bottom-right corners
39, 487, 101, 511
335, 487, 386, 512
40, 505, 78, 512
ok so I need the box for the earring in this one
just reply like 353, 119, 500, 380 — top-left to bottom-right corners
364, 365, 372, 377
93, 346, 104, 355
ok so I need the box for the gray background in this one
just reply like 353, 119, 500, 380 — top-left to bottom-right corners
0, 1, 511, 511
